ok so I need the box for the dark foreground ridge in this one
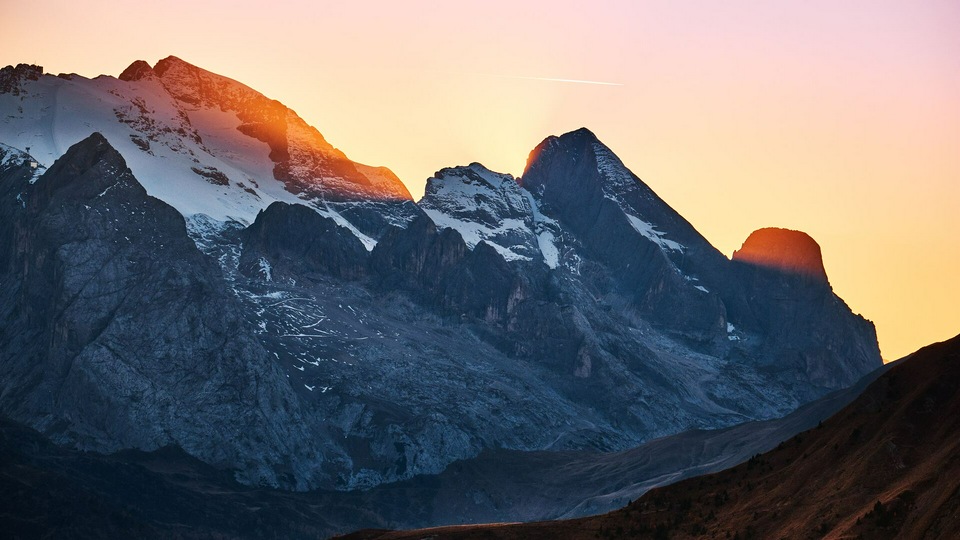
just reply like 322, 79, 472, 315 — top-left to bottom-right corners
339, 332, 960, 539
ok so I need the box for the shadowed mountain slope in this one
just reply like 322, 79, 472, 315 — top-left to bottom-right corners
341, 333, 960, 539
0, 358, 889, 539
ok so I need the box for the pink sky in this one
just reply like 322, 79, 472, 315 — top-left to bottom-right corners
4, 0, 958, 360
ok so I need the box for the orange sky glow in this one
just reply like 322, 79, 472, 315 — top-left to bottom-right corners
4, 0, 958, 361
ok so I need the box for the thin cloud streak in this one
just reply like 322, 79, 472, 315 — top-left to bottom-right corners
493, 74, 623, 86
454, 71, 623, 86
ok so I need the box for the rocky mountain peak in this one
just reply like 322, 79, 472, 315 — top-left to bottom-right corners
151, 55, 253, 108
522, 128, 597, 179
49, 131, 112, 165
37, 132, 131, 198
0, 63, 44, 96
418, 162, 540, 261
118, 60, 155, 82
733, 227, 829, 283
153, 55, 188, 74
519, 128, 714, 260
423, 163, 520, 207
150, 55, 412, 202
521, 127, 655, 203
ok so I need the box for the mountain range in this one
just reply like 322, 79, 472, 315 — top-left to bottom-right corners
0, 56, 885, 533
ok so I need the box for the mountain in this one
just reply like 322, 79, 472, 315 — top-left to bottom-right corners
0, 58, 881, 494
345, 333, 960, 539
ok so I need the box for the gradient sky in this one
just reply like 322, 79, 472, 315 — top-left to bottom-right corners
4, 0, 958, 360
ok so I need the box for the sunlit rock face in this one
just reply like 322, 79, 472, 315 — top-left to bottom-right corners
733, 227, 829, 284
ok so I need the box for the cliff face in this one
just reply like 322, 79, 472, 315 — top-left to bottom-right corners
0, 134, 332, 489
728, 227, 878, 388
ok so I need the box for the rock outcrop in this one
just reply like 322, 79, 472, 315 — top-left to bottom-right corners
0, 63, 43, 95
117, 60, 154, 82
733, 227, 829, 283
240, 201, 369, 281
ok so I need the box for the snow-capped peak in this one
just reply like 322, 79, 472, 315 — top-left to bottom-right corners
0, 58, 410, 249
419, 163, 539, 262
421, 163, 526, 226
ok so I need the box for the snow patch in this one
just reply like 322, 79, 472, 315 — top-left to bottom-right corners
521, 187, 561, 269
625, 214, 685, 252
483, 241, 532, 262
316, 204, 377, 251
423, 209, 531, 261
727, 323, 740, 341
96, 183, 118, 198
593, 142, 638, 193
537, 231, 560, 269
257, 257, 273, 281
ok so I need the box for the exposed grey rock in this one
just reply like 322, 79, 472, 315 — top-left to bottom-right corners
0, 134, 334, 490
519, 128, 880, 392
0, 63, 43, 96
240, 201, 369, 281
117, 60, 155, 82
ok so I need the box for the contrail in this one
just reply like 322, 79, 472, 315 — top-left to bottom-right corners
490, 74, 623, 86
452, 71, 623, 86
